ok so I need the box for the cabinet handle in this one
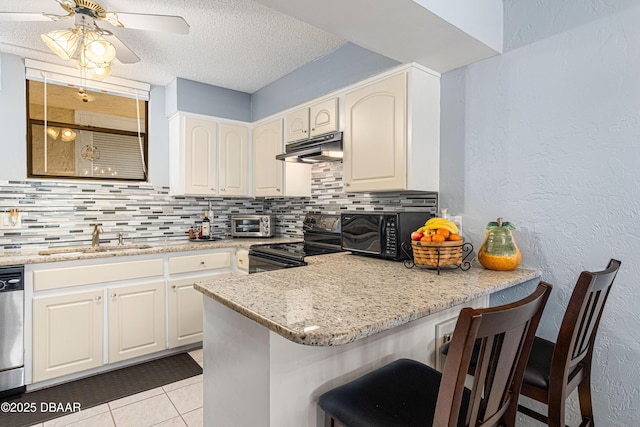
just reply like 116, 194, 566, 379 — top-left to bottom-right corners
200, 261, 206, 266
311, 128, 315, 131
171, 285, 177, 289
345, 182, 350, 186
95, 295, 102, 301
112, 293, 117, 298
276, 188, 281, 192
238, 259, 244, 264
221, 188, 225, 191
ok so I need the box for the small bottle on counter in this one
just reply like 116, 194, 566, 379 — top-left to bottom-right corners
201, 211, 211, 239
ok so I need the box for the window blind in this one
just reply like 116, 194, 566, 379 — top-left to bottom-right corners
87, 133, 146, 180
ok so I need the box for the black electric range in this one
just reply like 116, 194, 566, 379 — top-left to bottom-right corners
248, 214, 342, 273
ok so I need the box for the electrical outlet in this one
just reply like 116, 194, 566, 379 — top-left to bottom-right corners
435, 317, 457, 371
0, 212, 22, 230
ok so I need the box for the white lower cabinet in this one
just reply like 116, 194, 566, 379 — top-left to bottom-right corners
235, 249, 249, 275
28, 249, 235, 386
167, 273, 229, 348
32, 289, 104, 383
108, 281, 166, 363
167, 252, 233, 349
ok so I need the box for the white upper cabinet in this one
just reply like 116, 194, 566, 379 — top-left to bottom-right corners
253, 119, 284, 197
170, 113, 250, 197
343, 66, 440, 193
285, 97, 338, 143
170, 114, 217, 196
309, 97, 338, 138
254, 118, 311, 197
285, 108, 310, 143
219, 123, 249, 197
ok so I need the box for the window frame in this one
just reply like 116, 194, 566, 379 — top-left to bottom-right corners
25, 66, 150, 182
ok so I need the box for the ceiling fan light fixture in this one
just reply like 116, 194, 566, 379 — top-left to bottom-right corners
41, 29, 79, 60
83, 30, 116, 63
78, 51, 111, 80
85, 63, 111, 80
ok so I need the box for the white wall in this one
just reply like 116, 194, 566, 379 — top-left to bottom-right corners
413, 0, 503, 52
439, 3, 640, 425
0, 54, 27, 181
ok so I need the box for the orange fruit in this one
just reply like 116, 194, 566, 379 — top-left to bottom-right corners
448, 234, 462, 241
436, 229, 450, 238
431, 234, 446, 242
420, 235, 432, 242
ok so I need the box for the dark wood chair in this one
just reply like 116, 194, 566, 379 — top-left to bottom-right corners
518, 259, 621, 427
317, 282, 552, 427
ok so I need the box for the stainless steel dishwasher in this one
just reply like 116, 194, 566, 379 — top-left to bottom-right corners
0, 265, 25, 397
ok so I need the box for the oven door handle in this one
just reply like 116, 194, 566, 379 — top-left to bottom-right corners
262, 258, 296, 268
249, 254, 302, 268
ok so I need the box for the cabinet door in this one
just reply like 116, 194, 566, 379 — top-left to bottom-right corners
219, 123, 249, 196
33, 289, 104, 382
167, 273, 229, 348
253, 119, 284, 197
344, 73, 407, 192
285, 108, 310, 143
108, 281, 165, 363
309, 98, 338, 138
235, 249, 249, 275
184, 116, 217, 196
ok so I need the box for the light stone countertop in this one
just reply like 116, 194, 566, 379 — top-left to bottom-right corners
0, 237, 297, 266
194, 252, 541, 347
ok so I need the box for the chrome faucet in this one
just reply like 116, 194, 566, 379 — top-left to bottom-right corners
92, 224, 103, 247
118, 232, 124, 246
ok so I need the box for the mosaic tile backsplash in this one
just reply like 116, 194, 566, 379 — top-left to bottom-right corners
0, 161, 437, 250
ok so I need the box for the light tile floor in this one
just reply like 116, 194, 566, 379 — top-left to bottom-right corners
28, 349, 204, 427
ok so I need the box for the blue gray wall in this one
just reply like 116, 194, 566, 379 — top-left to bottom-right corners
165, 43, 399, 122
166, 78, 252, 122
251, 43, 399, 121
439, 2, 640, 424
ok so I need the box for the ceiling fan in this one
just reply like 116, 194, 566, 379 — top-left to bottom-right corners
0, 0, 189, 78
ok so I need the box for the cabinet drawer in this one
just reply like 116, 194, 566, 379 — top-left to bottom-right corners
168, 252, 231, 274
34, 259, 164, 291
236, 249, 249, 271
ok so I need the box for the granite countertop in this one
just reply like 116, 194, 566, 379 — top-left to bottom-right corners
194, 252, 541, 347
0, 237, 297, 266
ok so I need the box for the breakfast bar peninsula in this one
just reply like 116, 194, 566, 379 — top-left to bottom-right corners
194, 252, 540, 427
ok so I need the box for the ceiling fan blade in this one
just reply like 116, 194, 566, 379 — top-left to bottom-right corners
105, 12, 189, 34
103, 34, 140, 64
0, 12, 57, 22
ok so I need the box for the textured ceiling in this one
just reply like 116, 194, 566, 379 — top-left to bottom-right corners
0, 0, 346, 93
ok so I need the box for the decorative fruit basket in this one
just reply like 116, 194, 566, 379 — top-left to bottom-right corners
412, 240, 464, 267
402, 216, 473, 274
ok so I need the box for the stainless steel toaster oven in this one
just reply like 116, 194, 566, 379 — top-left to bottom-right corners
231, 214, 275, 237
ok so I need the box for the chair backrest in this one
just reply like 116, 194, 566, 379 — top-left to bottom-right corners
434, 282, 552, 427
551, 259, 621, 387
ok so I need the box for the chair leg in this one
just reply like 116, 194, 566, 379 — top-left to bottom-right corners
546, 394, 567, 427
577, 376, 594, 426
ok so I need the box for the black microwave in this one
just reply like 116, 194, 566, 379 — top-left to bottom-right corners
341, 211, 433, 260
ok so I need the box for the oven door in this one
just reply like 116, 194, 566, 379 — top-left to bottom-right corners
340, 213, 384, 255
248, 253, 306, 274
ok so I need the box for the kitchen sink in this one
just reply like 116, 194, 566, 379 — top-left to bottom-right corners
38, 243, 152, 255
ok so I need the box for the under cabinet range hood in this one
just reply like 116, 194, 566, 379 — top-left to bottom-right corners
276, 132, 343, 163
